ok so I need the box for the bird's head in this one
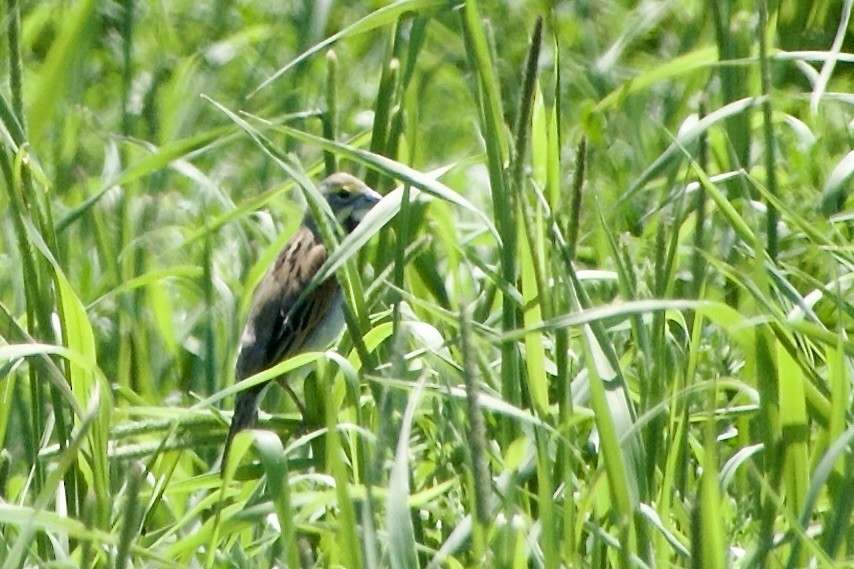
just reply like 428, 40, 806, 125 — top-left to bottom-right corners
316, 172, 382, 232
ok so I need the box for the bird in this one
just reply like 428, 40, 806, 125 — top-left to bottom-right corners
223, 172, 382, 465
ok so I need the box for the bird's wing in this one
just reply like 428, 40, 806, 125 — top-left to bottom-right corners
235, 225, 339, 380
265, 248, 339, 366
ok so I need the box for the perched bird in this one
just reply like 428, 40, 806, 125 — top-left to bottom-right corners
224, 172, 381, 464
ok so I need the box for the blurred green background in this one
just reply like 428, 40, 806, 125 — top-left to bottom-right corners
1, 0, 852, 567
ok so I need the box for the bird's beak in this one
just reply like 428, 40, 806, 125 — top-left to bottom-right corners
351, 188, 382, 222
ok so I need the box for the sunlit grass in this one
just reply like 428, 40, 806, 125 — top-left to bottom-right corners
1, 1, 852, 567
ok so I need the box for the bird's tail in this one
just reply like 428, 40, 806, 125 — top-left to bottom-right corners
222, 388, 262, 471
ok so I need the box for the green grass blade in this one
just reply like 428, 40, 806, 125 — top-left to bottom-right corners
248, 0, 446, 98
27, 0, 98, 142
386, 377, 425, 569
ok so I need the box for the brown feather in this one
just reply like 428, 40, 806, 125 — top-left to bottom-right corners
225, 225, 339, 464
235, 225, 339, 381
223, 173, 380, 468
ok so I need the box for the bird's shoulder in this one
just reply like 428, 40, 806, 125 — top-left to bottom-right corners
270, 224, 329, 292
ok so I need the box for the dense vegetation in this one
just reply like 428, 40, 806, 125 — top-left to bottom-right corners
1, 0, 852, 567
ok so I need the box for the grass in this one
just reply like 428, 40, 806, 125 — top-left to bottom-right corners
1, 0, 853, 567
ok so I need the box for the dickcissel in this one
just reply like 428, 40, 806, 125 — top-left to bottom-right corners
224, 172, 381, 463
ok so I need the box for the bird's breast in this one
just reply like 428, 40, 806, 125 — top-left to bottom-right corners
303, 290, 346, 352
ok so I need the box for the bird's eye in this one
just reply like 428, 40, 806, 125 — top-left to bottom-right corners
334, 189, 350, 200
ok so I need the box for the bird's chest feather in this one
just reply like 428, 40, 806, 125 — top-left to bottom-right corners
302, 289, 345, 351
